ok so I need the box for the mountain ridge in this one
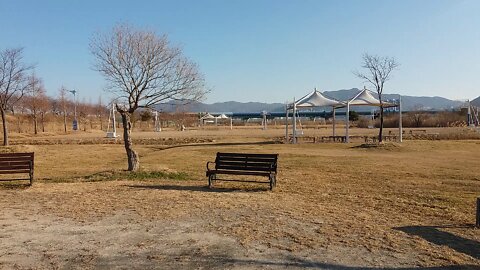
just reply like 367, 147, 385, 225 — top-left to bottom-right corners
155, 88, 467, 113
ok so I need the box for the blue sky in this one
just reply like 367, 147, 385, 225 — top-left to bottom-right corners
1, 0, 479, 103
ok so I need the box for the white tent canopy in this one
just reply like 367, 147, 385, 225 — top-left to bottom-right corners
200, 113, 232, 129
345, 87, 402, 143
286, 89, 345, 143
200, 113, 215, 120
286, 87, 403, 144
291, 90, 345, 108
217, 113, 232, 129
348, 88, 396, 107
217, 114, 229, 119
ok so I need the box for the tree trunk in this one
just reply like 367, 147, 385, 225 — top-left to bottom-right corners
120, 111, 139, 171
379, 106, 384, 143
33, 115, 38, 135
41, 113, 45, 132
63, 113, 67, 133
1, 107, 9, 146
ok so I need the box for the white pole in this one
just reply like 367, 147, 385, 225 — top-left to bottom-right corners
332, 107, 336, 137
285, 104, 289, 143
468, 100, 472, 126
112, 103, 116, 136
230, 118, 233, 130
262, 113, 267, 130
399, 96, 403, 143
346, 102, 350, 143
293, 98, 297, 144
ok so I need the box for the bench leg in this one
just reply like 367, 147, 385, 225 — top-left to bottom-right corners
208, 174, 215, 189
29, 167, 34, 186
269, 175, 276, 191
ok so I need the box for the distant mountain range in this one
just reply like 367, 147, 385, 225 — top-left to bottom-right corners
155, 88, 470, 113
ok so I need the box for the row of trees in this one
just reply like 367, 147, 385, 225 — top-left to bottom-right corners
14, 86, 108, 134
0, 48, 109, 144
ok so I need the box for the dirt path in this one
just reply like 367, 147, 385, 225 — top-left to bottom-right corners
1, 181, 478, 269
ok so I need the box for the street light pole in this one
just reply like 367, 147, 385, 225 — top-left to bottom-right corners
69, 90, 78, 130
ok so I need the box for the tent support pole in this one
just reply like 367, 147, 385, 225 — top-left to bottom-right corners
346, 102, 350, 143
112, 103, 116, 136
293, 98, 297, 144
332, 107, 336, 137
399, 96, 402, 143
468, 100, 472, 126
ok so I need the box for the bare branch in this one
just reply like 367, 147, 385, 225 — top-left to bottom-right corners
90, 24, 207, 113
354, 53, 400, 143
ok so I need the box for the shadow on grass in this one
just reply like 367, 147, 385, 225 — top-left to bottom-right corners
395, 225, 479, 260
151, 141, 279, 151
126, 184, 269, 193
143, 254, 480, 270
0, 182, 31, 189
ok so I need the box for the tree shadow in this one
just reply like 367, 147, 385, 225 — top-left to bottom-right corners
0, 182, 31, 189
151, 141, 279, 151
395, 225, 479, 260
150, 254, 480, 269
126, 184, 269, 193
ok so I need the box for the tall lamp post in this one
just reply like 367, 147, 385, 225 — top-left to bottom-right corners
69, 90, 78, 131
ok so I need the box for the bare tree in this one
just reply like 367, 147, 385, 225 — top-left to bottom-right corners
58, 86, 69, 133
90, 24, 206, 171
38, 96, 50, 133
355, 53, 399, 143
97, 95, 105, 131
24, 73, 47, 134
408, 104, 426, 127
0, 48, 34, 145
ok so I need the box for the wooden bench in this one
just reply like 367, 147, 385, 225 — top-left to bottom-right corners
0, 152, 34, 185
206, 152, 278, 190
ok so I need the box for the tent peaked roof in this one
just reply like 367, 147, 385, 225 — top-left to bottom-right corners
348, 88, 397, 107
217, 114, 229, 119
200, 113, 215, 120
293, 90, 345, 108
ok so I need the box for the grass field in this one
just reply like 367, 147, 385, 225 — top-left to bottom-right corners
0, 127, 479, 269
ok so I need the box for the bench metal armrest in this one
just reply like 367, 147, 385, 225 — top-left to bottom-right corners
270, 161, 278, 173
206, 161, 215, 171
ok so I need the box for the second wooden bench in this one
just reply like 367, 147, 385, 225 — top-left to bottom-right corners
206, 152, 278, 190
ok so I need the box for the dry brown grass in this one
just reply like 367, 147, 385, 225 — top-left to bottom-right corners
0, 128, 479, 268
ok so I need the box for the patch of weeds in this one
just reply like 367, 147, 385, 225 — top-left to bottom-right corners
83, 170, 190, 182
37, 170, 190, 184
124, 171, 189, 181
351, 142, 402, 151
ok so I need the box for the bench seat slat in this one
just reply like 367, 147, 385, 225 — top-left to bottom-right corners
0, 153, 34, 158
215, 166, 274, 171
0, 157, 34, 162
216, 157, 277, 163
0, 178, 32, 181
216, 161, 274, 167
207, 170, 272, 177
0, 170, 31, 174
0, 165, 32, 170
0, 161, 31, 165
217, 153, 278, 158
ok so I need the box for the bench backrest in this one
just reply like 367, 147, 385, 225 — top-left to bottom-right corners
215, 152, 278, 173
0, 152, 34, 174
